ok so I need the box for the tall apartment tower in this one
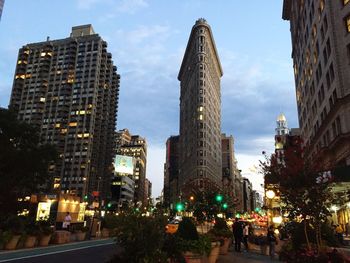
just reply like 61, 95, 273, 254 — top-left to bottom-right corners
115, 129, 147, 205
178, 19, 223, 195
9, 25, 120, 199
283, 0, 350, 166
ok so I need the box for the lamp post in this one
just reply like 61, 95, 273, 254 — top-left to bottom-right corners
265, 190, 276, 228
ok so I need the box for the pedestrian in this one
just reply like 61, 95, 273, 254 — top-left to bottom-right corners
232, 218, 243, 252
243, 223, 249, 252
335, 224, 344, 245
267, 225, 278, 260
63, 212, 72, 231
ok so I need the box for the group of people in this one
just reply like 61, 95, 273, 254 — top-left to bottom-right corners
232, 218, 278, 259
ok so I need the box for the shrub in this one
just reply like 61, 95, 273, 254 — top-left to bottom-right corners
176, 217, 198, 240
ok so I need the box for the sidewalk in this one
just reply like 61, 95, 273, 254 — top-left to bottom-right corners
218, 247, 276, 263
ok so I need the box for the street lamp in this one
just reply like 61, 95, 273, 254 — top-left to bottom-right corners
265, 189, 276, 227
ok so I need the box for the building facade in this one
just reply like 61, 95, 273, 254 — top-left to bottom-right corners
115, 129, 147, 205
283, 0, 350, 167
221, 134, 243, 212
0, 0, 4, 21
178, 18, 223, 196
163, 135, 180, 207
9, 25, 120, 199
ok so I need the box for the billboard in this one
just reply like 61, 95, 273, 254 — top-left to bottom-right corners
114, 155, 134, 175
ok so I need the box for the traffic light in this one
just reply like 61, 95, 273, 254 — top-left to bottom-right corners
176, 202, 184, 212
107, 202, 112, 208
222, 203, 228, 209
84, 195, 88, 201
189, 196, 194, 201
215, 194, 223, 202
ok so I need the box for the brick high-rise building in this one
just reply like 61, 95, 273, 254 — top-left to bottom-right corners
178, 19, 223, 195
115, 129, 147, 205
221, 134, 242, 211
9, 25, 120, 199
283, 0, 350, 166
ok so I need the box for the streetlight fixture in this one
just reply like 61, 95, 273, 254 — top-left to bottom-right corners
266, 190, 276, 199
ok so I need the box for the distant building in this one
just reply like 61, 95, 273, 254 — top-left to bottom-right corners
242, 177, 253, 213
178, 18, 223, 196
111, 175, 135, 208
221, 134, 243, 212
283, 0, 350, 167
115, 129, 147, 205
0, 0, 4, 21
9, 25, 120, 199
163, 135, 180, 207
145, 178, 152, 201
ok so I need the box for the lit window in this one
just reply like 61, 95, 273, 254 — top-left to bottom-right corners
23, 50, 30, 55
41, 52, 46, 57
55, 123, 61, 128
76, 110, 86, 115
69, 122, 77, 127
25, 74, 32, 79
320, 0, 324, 11
345, 0, 350, 5
346, 16, 350, 32
60, 128, 67, 134
39, 97, 46, 102
77, 133, 90, 138
15, 74, 25, 79
199, 114, 203, 120
198, 106, 203, 112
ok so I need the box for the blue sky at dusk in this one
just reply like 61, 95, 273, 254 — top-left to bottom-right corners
0, 0, 298, 197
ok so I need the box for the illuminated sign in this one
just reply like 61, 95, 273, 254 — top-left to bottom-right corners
36, 202, 51, 221
114, 155, 134, 175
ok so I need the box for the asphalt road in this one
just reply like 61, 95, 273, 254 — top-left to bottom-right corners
0, 239, 117, 263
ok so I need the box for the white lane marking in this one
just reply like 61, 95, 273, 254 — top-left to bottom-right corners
0, 242, 115, 262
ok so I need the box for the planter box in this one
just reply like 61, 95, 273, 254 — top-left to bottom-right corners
52, 231, 70, 244
219, 238, 231, 255
183, 252, 202, 263
208, 242, 220, 263
5, 235, 21, 250
38, 235, 51, 247
101, 228, 110, 238
24, 236, 37, 248
76, 232, 86, 241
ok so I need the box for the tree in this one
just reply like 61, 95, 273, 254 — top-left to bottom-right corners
260, 142, 334, 250
0, 108, 57, 219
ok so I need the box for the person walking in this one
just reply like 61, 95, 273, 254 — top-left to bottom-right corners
243, 223, 249, 252
232, 218, 243, 252
335, 224, 344, 245
267, 225, 278, 260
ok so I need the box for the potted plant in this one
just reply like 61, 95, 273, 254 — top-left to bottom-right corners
38, 219, 54, 246
176, 217, 211, 263
23, 219, 40, 248
4, 216, 25, 250
74, 224, 89, 241
208, 217, 232, 255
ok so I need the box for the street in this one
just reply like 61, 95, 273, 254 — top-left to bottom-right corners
0, 239, 117, 263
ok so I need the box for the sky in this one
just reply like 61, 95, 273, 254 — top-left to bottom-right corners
0, 0, 298, 197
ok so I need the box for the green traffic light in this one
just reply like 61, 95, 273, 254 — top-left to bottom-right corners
107, 203, 112, 208
84, 195, 88, 200
215, 194, 223, 202
176, 202, 184, 212
222, 203, 228, 209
